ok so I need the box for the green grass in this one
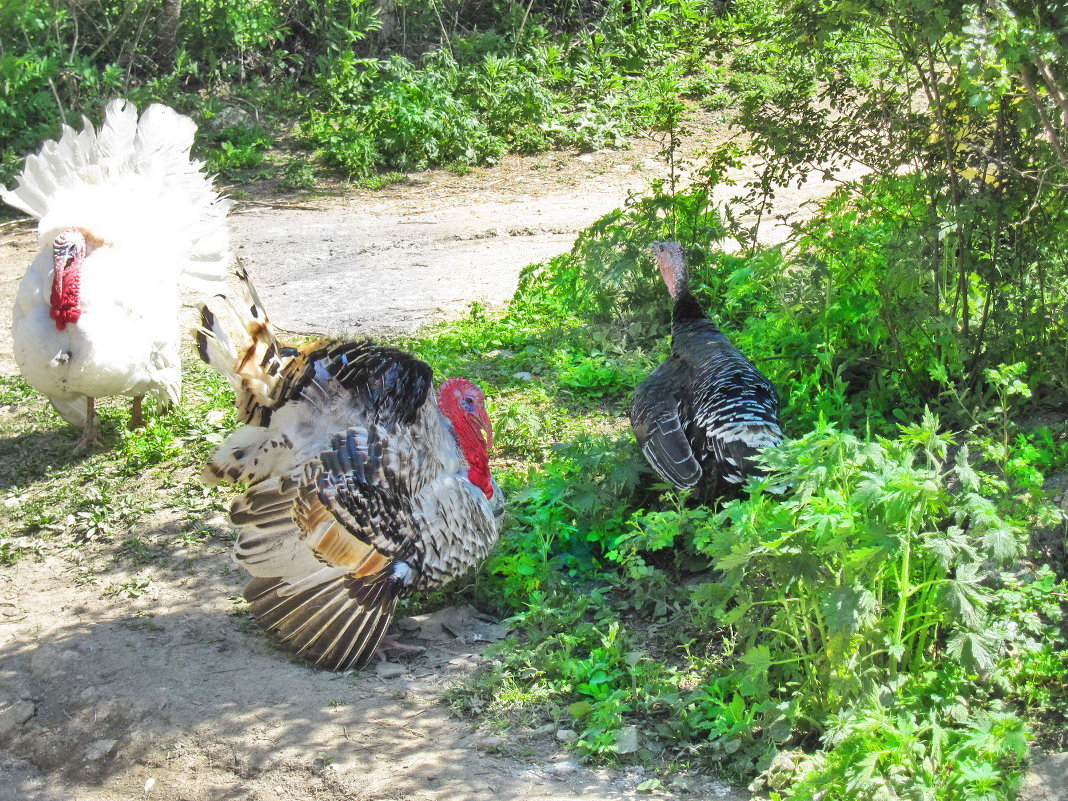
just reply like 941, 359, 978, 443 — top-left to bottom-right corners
0, 358, 237, 562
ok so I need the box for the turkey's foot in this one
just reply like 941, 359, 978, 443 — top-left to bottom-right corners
72, 398, 99, 453
376, 637, 426, 661
129, 396, 145, 430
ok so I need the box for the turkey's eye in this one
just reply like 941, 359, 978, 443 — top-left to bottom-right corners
462, 396, 476, 412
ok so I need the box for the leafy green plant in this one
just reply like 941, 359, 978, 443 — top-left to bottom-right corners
204, 123, 272, 177
701, 416, 1030, 724
278, 159, 316, 191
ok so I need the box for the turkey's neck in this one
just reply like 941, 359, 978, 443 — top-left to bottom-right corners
671, 287, 708, 326
671, 281, 729, 353
50, 231, 86, 330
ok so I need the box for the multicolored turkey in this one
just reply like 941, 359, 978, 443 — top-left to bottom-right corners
197, 268, 504, 670
3, 99, 230, 451
630, 241, 782, 498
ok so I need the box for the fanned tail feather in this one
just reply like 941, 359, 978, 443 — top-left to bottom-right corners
197, 263, 295, 426
1, 97, 230, 292
244, 574, 401, 670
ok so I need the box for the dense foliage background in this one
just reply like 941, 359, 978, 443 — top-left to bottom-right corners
0, 0, 722, 183
1, 0, 1066, 799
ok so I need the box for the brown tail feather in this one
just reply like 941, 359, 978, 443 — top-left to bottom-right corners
244, 573, 402, 670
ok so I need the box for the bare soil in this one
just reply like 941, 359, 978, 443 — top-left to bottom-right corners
0, 119, 865, 801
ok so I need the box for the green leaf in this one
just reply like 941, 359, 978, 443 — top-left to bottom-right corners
740, 644, 771, 674
821, 583, 878, 635
568, 701, 593, 719
946, 631, 997, 674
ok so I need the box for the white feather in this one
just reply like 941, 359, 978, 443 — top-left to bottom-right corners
3, 98, 231, 420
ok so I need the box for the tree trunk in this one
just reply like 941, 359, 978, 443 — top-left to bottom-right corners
155, 0, 182, 72
377, 0, 399, 46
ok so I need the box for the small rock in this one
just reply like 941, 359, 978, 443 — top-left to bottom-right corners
2, 497, 19, 509
84, 739, 117, 761
555, 728, 578, 743
670, 776, 694, 792
615, 725, 640, 754
401, 605, 507, 643
29, 644, 75, 680
546, 759, 580, 779
206, 515, 227, 528
209, 106, 252, 131
474, 733, 504, 751
375, 661, 406, 680
578, 154, 594, 162
0, 700, 35, 737
484, 350, 515, 359
513, 372, 533, 381
144, 777, 156, 793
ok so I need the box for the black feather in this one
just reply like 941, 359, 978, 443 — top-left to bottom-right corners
315, 425, 421, 563
631, 243, 783, 497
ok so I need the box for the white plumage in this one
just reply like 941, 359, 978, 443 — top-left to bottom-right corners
2, 98, 230, 449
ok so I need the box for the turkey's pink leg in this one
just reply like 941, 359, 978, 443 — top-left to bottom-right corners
73, 398, 100, 453
129, 395, 145, 430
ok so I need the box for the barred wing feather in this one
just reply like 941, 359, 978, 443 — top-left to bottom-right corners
630, 359, 703, 490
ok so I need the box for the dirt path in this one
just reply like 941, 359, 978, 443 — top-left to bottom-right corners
228, 145, 864, 339
0, 119, 862, 801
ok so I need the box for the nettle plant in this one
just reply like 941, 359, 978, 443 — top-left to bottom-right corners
699, 414, 1032, 722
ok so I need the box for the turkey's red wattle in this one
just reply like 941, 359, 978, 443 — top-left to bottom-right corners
458, 425, 493, 499
50, 231, 85, 330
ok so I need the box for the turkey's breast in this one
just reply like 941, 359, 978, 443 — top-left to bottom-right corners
12, 244, 183, 403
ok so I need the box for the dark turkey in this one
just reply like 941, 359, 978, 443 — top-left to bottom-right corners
197, 267, 504, 670
630, 242, 783, 497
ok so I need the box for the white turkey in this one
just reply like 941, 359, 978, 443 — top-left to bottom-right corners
198, 268, 505, 670
630, 241, 783, 497
2, 98, 230, 451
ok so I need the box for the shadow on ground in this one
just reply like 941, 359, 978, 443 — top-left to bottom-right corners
0, 516, 745, 801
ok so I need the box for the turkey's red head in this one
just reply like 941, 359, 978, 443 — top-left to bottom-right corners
50, 229, 85, 330
650, 241, 688, 299
439, 377, 495, 499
